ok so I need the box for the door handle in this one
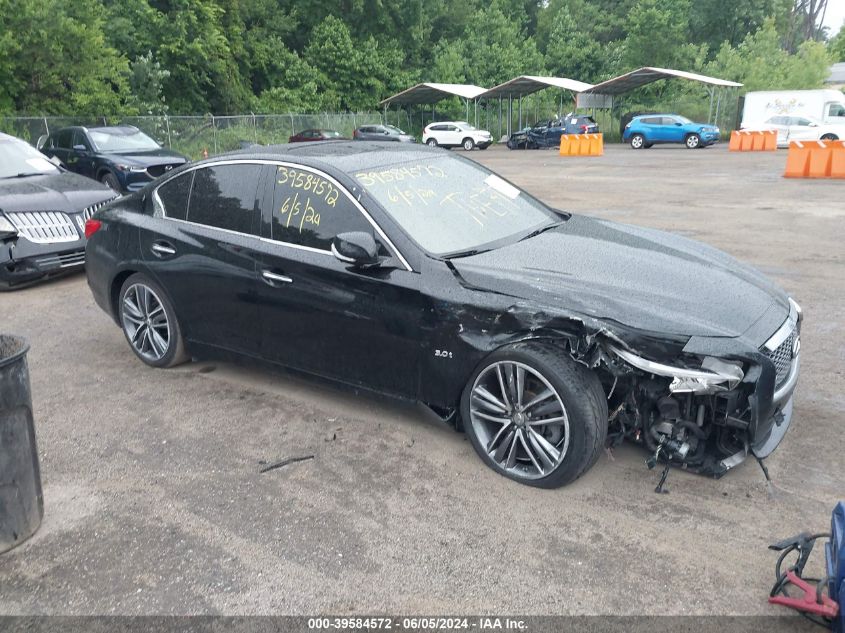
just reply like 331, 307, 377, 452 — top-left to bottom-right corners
261, 269, 293, 285
151, 241, 177, 256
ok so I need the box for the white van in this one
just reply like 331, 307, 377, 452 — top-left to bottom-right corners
741, 89, 845, 128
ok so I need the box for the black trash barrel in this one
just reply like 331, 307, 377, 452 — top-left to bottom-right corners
0, 334, 43, 553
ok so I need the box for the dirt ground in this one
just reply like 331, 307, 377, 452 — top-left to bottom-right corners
0, 142, 843, 617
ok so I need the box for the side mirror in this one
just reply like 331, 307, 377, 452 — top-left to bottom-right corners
73, 144, 88, 152
809, 122, 818, 127
675, 122, 683, 126
331, 232, 380, 268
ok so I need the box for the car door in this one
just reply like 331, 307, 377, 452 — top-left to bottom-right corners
252, 162, 423, 398
639, 117, 661, 142
787, 117, 819, 142
448, 125, 464, 146
70, 130, 97, 179
662, 117, 685, 142
48, 129, 74, 169
765, 116, 789, 145
138, 162, 265, 355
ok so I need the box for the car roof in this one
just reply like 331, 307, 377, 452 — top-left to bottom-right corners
52, 125, 141, 135
214, 141, 440, 175
633, 114, 679, 119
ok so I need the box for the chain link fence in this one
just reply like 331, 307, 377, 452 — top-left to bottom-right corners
0, 113, 387, 159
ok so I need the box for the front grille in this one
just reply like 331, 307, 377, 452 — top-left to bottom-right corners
7, 211, 79, 244
77, 196, 119, 233
34, 250, 86, 269
762, 323, 797, 386
147, 163, 181, 178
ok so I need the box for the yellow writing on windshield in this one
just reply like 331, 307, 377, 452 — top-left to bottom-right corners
355, 164, 446, 186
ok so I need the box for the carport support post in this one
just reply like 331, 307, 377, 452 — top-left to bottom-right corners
499, 97, 503, 140
518, 95, 523, 130
707, 87, 715, 125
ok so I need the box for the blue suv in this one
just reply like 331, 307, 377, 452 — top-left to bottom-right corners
623, 114, 720, 149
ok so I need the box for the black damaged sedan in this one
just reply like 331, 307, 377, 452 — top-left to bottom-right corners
85, 142, 801, 488
1, 133, 117, 289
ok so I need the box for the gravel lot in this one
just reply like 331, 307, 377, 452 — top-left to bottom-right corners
0, 143, 843, 618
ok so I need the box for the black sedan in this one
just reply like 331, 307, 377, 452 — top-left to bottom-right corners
0, 133, 117, 289
39, 125, 188, 193
507, 115, 599, 149
84, 142, 801, 488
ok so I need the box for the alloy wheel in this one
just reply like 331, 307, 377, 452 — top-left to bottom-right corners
686, 135, 700, 148
631, 135, 643, 149
469, 361, 570, 480
121, 283, 171, 362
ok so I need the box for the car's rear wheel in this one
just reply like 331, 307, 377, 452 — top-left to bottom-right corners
119, 273, 189, 368
426, 138, 438, 147
462, 138, 475, 151
630, 134, 645, 149
821, 133, 839, 141
461, 342, 607, 488
685, 133, 701, 149
101, 172, 121, 192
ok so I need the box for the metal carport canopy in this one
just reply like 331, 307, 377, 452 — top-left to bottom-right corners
480, 75, 594, 98
379, 83, 487, 106
580, 67, 742, 95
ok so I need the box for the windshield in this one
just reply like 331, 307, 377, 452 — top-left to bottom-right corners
0, 138, 60, 179
354, 155, 557, 256
385, 125, 406, 135
456, 121, 477, 130
674, 115, 693, 124
89, 129, 160, 152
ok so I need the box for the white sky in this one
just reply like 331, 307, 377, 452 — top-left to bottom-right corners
824, 0, 844, 36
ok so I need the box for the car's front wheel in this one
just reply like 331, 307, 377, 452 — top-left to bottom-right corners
426, 138, 438, 147
462, 138, 475, 151
119, 273, 189, 368
461, 342, 607, 488
630, 134, 645, 149
821, 133, 839, 141
101, 171, 121, 192
685, 133, 701, 149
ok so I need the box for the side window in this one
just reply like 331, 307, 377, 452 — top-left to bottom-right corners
72, 131, 90, 150
56, 129, 73, 149
271, 164, 374, 251
641, 117, 659, 125
792, 117, 811, 127
187, 164, 261, 235
155, 172, 193, 221
661, 117, 677, 126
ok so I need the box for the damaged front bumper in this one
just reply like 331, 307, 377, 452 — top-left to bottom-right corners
1, 234, 87, 288
604, 298, 802, 477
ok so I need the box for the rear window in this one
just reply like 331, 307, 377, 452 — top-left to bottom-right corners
187, 164, 261, 235
154, 172, 193, 221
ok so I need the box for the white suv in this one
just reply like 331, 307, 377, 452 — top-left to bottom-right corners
422, 121, 492, 150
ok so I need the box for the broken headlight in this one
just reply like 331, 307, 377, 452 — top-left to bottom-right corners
608, 345, 744, 394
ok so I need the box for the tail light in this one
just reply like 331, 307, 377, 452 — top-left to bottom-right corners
353, 130, 359, 138
84, 219, 102, 239
580, 125, 588, 132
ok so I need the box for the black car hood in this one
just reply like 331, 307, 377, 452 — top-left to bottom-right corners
105, 148, 187, 167
0, 172, 114, 214
450, 214, 789, 340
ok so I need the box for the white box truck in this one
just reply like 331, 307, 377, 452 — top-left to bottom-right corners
741, 89, 845, 127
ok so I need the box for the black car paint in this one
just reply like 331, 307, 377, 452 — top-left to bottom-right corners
508, 116, 600, 149
86, 142, 796, 476
1, 171, 115, 287
40, 126, 188, 193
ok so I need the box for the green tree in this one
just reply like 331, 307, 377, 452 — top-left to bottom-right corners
829, 24, 845, 61
706, 19, 831, 91
127, 52, 170, 115
624, 0, 697, 69
0, 0, 131, 115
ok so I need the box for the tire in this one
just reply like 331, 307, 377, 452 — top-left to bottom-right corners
101, 172, 122, 192
460, 342, 608, 488
821, 134, 839, 141
118, 273, 189, 368
462, 137, 475, 151
685, 133, 701, 149
479, 145, 489, 150
644, 142, 654, 149
426, 138, 438, 147
630, 134, 645, 149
